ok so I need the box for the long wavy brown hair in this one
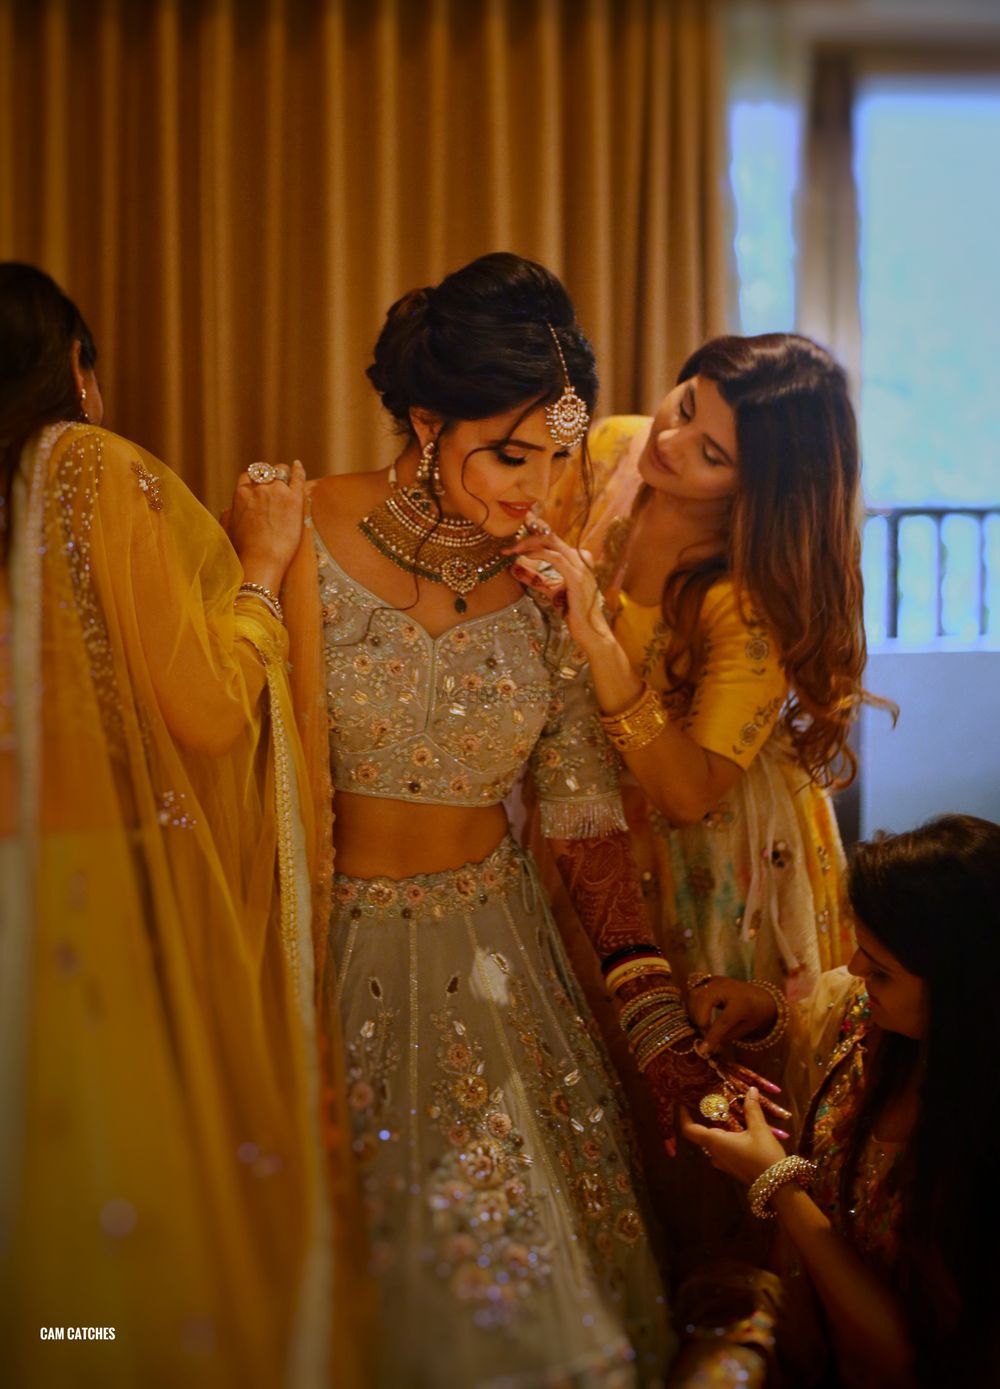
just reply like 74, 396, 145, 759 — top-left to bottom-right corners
651, 332, 892, 787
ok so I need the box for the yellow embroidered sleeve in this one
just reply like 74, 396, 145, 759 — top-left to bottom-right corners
682, 582, 788, 768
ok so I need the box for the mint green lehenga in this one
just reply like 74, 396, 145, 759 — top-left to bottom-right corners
313, 524, 674, 1388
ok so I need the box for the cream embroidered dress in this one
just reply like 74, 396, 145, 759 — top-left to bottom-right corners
313, 525, 672, 1388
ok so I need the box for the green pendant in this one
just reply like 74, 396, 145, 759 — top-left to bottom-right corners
454, 595, 468, 613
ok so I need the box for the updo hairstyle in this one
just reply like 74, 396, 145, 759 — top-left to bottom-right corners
366, 251, 598, 437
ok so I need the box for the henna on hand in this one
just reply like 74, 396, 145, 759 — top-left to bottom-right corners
551, 833, 791, 1138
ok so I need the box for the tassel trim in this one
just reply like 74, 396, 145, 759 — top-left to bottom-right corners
539, 792, 628, 840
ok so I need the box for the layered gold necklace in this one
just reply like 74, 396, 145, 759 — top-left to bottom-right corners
358, 465, 524, 613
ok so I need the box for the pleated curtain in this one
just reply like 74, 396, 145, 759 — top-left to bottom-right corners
1, 0, 728, 512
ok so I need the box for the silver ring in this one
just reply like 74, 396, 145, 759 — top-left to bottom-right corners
248, 461, 279, 485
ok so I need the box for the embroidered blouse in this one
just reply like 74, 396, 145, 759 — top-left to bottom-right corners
313, 528, 626, 839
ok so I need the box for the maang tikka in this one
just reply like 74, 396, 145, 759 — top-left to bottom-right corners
544, 324, 590, 449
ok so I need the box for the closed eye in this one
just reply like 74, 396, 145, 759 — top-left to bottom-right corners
497, 451, 530, 467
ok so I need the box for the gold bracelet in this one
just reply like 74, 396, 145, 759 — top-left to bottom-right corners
748, 1155, 817, 1219
599, 684, 668, 752
237, 581, 284, 623
736, 979, 790, 1052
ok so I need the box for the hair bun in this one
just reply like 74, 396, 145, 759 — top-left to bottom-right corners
366, 252, 596, 431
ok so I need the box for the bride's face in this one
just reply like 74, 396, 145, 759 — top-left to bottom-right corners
416, 402, 577, 538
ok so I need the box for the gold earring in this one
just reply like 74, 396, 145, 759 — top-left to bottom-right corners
79, 386, 88, 422
417, 439, 444, 496
417, 439, 434, 483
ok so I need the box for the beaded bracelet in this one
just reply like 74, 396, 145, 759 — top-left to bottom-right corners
237, 580, 284, 623
747, 1156, 817, 1219
599, 684, 668, 752
605, 957, 673, 995
736, 979, 790, 1052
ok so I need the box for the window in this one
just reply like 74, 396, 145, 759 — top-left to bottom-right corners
729, 65, 1000, 646
855, 77, 1000, 641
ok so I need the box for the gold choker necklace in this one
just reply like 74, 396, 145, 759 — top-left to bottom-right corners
358, 468, 524, 613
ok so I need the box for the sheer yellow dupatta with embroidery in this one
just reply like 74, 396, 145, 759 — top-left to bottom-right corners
0, 423, 366, 1387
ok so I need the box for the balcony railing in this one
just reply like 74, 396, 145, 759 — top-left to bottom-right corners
862, 505, 1000, 643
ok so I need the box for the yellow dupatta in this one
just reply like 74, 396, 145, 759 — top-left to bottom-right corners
0, 424, 366, 1387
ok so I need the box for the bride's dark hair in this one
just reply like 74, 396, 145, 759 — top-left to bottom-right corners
367, 251, 598, 434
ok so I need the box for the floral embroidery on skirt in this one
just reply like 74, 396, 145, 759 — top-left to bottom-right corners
329, 836, 672, 1387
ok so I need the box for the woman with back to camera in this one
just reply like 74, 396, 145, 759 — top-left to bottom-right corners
678, 813, 1000, 1388
0, 262, 367, 1387
279, 253, 786, 1387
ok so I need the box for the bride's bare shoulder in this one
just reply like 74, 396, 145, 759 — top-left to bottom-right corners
309, 469, 387, 528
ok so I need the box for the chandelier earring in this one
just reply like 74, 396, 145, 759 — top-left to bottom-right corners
79, 386, 88, 422
417, 438, 445, 497
416, 438, 434, 483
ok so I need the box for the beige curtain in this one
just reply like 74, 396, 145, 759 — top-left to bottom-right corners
1, 0, 727, 513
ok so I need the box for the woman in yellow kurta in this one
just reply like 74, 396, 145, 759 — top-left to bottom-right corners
0, 264, 367, 1387
516, 335, 888, 1002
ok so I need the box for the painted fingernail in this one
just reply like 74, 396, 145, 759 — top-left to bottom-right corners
759, 1078, 782, 1094
771, 1128, 790, 1140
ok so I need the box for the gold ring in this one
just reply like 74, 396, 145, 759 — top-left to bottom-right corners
687, 972, 713, 991
248, 461, 279, 485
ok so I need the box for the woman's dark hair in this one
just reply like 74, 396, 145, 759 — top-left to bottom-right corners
0, 262, 96, 562
843, 814, 1000, 1381
367, 251, 598, 435
650, 332, 892, 786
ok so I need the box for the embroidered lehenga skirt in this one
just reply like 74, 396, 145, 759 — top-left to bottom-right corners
329, 835, 673, 1388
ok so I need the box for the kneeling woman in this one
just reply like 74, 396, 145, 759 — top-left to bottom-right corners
284, 254, 769, 1387
682, 814, 1000, 1388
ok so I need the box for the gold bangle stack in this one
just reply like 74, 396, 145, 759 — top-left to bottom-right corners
617, 987, 682, 1030
599, 684, 668, 752
736, 979, 790, 1052
615, 980, 696, 1071
634, 1021, 696, 1072
748, 1155, 817, 1219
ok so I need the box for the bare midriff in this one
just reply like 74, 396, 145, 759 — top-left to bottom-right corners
333, 792, 510, 880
